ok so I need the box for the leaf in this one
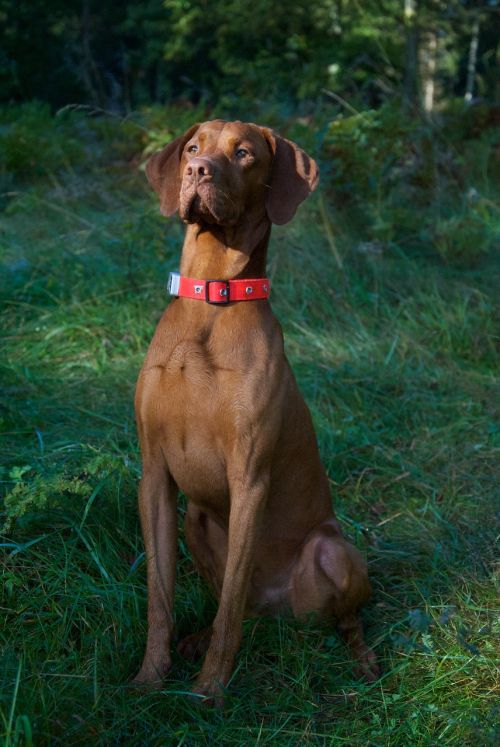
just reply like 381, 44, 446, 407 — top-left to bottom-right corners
8, 465, 32, 481
408, 608, 432, 633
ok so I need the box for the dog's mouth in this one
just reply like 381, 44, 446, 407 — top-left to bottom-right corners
179, 182, 238, 226
181, 193, 209, 223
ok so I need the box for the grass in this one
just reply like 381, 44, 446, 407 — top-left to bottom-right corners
0, 107, 498, 746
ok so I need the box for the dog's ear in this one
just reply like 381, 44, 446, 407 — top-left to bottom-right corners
146, 124, 200, 216
262, 129, 319, 225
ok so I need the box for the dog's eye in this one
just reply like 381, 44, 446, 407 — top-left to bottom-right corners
235, 148, 249, 159
187, 144, 198, 154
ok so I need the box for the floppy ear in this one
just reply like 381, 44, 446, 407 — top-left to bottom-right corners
145, 124, 200, 216
262, 130, 319, 225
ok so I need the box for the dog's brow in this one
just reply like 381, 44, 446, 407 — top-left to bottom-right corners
198, 128, 224, 148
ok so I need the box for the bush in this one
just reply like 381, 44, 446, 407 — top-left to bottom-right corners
321, 101, 499, 264
0, 102, 85, 181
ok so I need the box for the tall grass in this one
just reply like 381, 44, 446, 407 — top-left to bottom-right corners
0, 104, 498, 745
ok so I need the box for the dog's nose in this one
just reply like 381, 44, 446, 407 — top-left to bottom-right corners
185, 158, 214, 179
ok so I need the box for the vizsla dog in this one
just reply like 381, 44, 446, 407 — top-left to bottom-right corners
134, 119, 379, 702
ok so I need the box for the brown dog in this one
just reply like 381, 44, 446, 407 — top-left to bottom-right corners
134, 120, 379, 702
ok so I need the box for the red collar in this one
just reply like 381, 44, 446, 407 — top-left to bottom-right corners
167, 272, 270, 305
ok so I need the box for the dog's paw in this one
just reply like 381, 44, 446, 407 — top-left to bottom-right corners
191, 679, 226, 709
131, 656, 172, 690
353, 648, 380, 683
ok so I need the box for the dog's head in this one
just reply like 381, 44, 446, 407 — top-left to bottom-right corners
146, 120, 319, 227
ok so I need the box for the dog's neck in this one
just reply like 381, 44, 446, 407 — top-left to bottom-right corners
179, 212, 271, 280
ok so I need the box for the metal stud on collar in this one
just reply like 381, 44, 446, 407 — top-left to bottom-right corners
245, 286, 253, 295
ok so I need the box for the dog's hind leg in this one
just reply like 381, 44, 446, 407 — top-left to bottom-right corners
176, 505, 228, 661
290, 520, 380, 682
184, 504, 228, 598
177, 625, 213, 661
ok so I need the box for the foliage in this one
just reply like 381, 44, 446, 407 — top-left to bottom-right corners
2, 451, 134, 532
161, 0, 339, 104
322, 101, 499, 262
0, 102, 85, 183
0, 1, 498, 110
0, 103, 498, 746
0, 101, 148, 190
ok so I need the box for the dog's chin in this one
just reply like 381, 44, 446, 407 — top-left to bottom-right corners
180, 189, 238, 227
180, 195, 216, 225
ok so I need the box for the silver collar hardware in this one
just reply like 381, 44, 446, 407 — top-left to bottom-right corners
167, 271, 181, 296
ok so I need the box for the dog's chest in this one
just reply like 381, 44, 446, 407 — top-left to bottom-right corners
142, 335, 272, 503
161, 336, 250, 397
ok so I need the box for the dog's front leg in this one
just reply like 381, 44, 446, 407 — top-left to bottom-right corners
193, 472, 269, 704
134, 458, 178, 687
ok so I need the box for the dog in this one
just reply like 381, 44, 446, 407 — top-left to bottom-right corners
134, 119, 379, 703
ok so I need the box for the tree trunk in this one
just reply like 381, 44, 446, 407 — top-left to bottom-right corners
465, 15, 480, 103
420, 29, 438, 114
403, 0, 419, 109
80, 0, 105, 106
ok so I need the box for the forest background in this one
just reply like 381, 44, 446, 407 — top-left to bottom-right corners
0, 1, 498, 745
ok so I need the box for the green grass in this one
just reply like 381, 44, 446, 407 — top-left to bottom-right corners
0, 109, 498, 746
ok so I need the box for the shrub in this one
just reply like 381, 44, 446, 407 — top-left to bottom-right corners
0, 101, 85, 181
321, 101, 499, 264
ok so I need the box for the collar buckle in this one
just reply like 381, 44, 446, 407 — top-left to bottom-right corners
205, 279, 231, 305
